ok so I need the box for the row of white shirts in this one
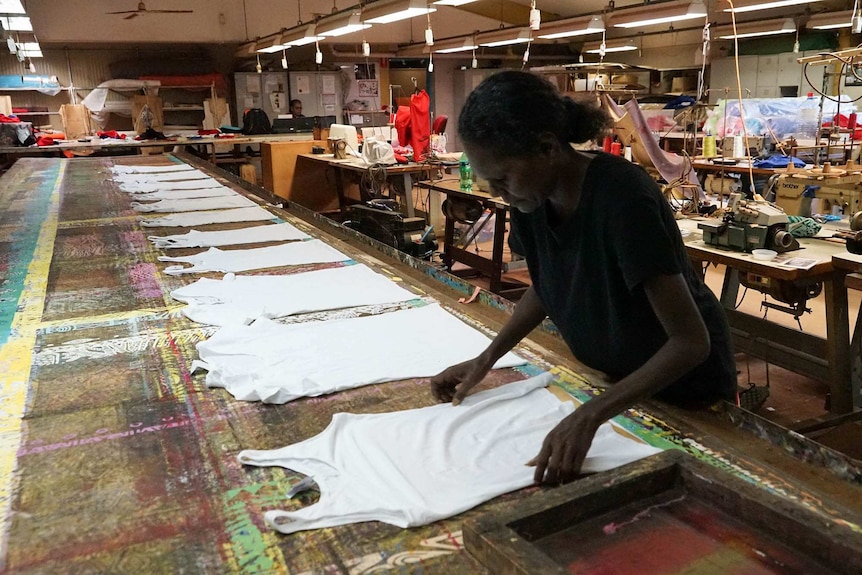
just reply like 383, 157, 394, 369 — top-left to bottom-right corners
112, 161, 664, 535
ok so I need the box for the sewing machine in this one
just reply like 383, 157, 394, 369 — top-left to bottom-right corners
773, 166, 862, 216
698, 192, 799, 253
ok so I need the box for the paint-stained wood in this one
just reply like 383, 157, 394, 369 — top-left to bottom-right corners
465, 451, 862, 574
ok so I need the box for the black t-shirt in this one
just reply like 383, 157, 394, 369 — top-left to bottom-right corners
509, 152, 736, 405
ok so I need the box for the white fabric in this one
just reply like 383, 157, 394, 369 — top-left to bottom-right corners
138, 206, 275, 228
110, 163, 195, 174
150, 222, 309, 249
159, 239, 348, 275
128, 187, 237, 201
171, 264, 417, 325
193, 303, 526, 403
237, 373, 663, 533
120, 178, 223, 193
131, 195, 258, 213
112, 169, 212, 183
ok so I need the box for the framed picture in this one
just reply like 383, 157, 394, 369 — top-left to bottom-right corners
358, 80, 379, 97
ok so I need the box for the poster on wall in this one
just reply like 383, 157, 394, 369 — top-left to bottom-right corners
358, 80, 379, 97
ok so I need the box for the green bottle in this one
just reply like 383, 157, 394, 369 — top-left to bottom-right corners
459, 152, 472, 191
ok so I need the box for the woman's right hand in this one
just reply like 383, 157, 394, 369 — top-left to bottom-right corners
430, 356, 493, 406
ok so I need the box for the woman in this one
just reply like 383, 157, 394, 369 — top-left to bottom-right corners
431, 71, 736, 485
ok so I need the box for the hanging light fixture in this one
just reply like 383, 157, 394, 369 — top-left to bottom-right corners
256, 52, 262, 73
538, 14, 604, 40
363, 0, 436, 25
256, 33, 285, 53
281, 47, 289, 69
283, 23, 321, 47
434, 37, 477, 53
479, 28, 532, 47
315, 40, 323, 64
714, 17, 796, 39
723, 0, 820, 13
317, 12, 371, 37
612, 0, 707, 29
807, 10, 854, 30
584, 38, 637, 54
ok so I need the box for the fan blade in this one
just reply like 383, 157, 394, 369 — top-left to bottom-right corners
106, 10, 138, 14
124, 13, 139, 20
148, 10, 194, 13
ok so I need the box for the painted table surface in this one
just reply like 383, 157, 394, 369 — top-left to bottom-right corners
0, 156, 860, 574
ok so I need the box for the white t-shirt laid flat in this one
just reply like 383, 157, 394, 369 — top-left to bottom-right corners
112, 169, 212, 183
159, 239, 348, 275
138, 206, 276, 228
119, 178, 223, 193
192, 302, 526, 403
170, 264, 417, 326
127, 187, 238, 201
237, 373, 664, 534
110, 163, 196, 174
131, 195, 258, 213
149, 222, 310, 249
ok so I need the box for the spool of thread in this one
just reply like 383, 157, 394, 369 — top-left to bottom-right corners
610, 142, 621, 156
602, 135, 613, 153
849, 112, 858, 131
624, 146, 633, 161
703, 135, 717, 158
732, 135, 745, 158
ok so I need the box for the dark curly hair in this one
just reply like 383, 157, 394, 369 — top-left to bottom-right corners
458, 71, 611, 156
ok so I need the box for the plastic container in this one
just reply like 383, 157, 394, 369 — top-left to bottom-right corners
752, 249, 778, 261
459, 152, 472, 191
799, 93, 820, 140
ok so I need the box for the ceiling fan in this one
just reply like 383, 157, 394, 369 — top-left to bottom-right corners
107, 2, 194, 20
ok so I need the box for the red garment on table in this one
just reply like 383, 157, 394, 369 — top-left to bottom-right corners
394, 105, 411, 150
97, 130, 126, 139
0, 114, 20, 123
409, 90, 430, 162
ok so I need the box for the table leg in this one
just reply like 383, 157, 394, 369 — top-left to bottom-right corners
401, 173, 415, 218
489, 206, 507, 294
719, 267, 741, 309
825, 272, 853, 413
442, 213, 455, 270
333, 167, 347, 217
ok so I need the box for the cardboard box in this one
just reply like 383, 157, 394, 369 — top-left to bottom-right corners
59, 104, 91, 139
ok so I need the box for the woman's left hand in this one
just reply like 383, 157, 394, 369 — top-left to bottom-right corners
528, 409, 601, 485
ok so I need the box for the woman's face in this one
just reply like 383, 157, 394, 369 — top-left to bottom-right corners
464, 142, 556, 213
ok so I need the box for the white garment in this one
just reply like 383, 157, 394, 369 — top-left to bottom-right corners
150, 222, 309, 249
237, 373, 663, 534
193, 303, 526, 403
111, 163, 195, 174
159, 239, 348, 275
171, 264, 417, 325
126, 187, 236, 201
112, 169, 211, 183
132, 195, 258, 213
138, 206, 276, 228
120, 178, 222, 193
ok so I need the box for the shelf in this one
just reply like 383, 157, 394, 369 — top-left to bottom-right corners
163, 106, 205, 112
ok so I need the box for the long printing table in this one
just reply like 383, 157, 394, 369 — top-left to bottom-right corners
1, 155, 860, 572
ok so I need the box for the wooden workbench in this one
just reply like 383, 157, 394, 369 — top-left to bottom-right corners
1, 155, 860, 573
678, 218, 855, 418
